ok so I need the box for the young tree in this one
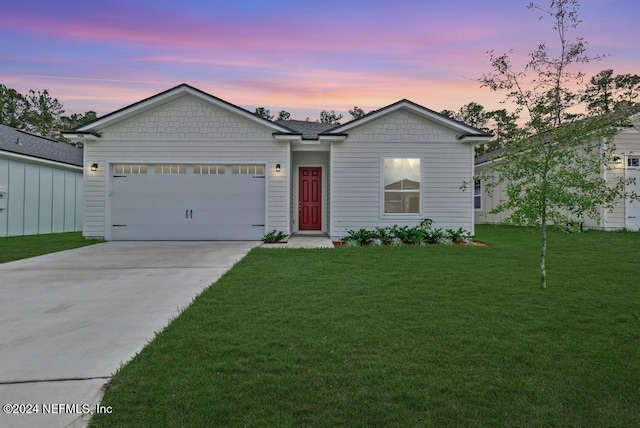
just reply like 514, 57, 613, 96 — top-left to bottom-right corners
276, 110, 291, 121
253, 107, 274, 120
479, 0, 634, 288
319, 110, 343, 124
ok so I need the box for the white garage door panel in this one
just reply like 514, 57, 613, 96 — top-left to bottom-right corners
111, 168, 265, 240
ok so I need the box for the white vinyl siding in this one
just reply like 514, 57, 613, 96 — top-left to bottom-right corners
475, 128, 640, 230
330, 109, 474, 240
82, 94, 289, 240
0, 157, 83, 237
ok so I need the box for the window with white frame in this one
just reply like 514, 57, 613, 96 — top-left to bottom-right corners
193, 164, 225, 174
383, 158, 421, 214
232, 164, 264, 175
114, 164, 147, 174
628, 157, 640, 167
474, 179, 482, 210
154, 164, 186, 174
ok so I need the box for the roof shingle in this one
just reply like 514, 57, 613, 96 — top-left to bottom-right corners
275, 120, 336, 139
0, 125, 83, 167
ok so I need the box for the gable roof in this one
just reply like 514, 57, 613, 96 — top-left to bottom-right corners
0, 125, 83, 167
323, 99, 493, 142
275, 120, 335, 139
63, 84, 493, 144
66, 83, 292, 136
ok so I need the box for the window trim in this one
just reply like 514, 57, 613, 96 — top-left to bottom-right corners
380, 156, 422, 217
232, 164, 265, 175
154, 164, 186, 175
474, 179, 483, 211
193, 164, 226, 175
113, 164, 147, 175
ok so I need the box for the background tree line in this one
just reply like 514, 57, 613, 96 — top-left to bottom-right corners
5, 67, 637, 152
441, 69, 639, 155
254, 68, 638, 155
0, 84, 96, 146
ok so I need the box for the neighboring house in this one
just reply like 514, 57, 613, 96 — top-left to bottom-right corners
63, 84, 491, 241
474, 126, 640, 231
0, 125, 83, 237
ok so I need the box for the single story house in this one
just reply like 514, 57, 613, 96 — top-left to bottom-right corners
474, 125, 640, 231
63, 84, 491, 241
0, 124, 83, 237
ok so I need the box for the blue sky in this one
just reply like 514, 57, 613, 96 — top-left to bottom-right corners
1, 0, 638, 119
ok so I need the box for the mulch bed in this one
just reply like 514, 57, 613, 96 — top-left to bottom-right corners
333, 241, 488, 247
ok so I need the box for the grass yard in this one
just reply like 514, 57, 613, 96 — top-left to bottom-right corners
0, 232, 101, 263
91, 225, 639, 427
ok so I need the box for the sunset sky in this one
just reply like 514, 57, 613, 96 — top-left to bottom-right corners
2, 0, 638, 121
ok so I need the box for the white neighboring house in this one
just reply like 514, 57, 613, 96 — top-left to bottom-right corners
63, 84, 491, 241
0, 125, 83, 237
474, 125, 640, 231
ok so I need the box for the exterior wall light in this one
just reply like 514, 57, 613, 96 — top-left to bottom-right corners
613, 156, 622, 164
276, 164, 281, 172
91, 163, 98, 171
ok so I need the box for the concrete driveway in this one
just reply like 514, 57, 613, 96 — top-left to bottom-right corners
0, 241, 257, 428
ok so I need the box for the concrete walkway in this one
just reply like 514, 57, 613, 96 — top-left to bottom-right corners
0, 241, 257, 428
262, 234, 335, 249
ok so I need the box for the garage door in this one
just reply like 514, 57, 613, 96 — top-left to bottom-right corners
111, 164, 265, 240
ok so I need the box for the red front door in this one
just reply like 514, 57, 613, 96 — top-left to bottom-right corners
299, 167, 321, 230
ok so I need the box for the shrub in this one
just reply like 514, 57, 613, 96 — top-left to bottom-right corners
262, 230, 288, 243
390, 225, 424, 245
425, 227, 446, 244
373, 227, 394, 245
445, 227, 472, 243
341, 219, 474, 247
342, 229, 375, 246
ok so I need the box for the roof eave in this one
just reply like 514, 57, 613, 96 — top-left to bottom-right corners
61, 130, 101, 142
328, 100, 490, 136
273, 133, 302, 143
318, 133, 348, 143
0, 149, 83, 170
76, 84, 292, 134
458, 134, 493, 144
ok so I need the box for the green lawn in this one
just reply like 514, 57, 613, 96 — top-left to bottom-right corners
91, 225, 639, 427
0, 232, 101, 263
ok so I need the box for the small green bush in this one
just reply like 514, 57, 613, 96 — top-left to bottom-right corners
262, 230, 288, 243
340, 219, 474, 247
342, 229, 375, 246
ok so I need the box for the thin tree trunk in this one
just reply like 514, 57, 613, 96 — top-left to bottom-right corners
540, 221, 547, 289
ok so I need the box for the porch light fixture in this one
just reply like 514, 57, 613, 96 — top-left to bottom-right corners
275, 164, 281, 172
90, 163, 98, 171
613, 156, 622, 164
